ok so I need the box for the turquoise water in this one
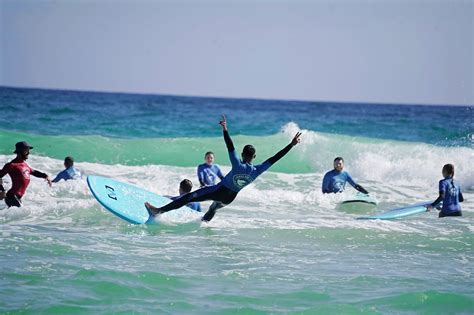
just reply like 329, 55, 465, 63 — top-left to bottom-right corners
0, 87, 473, 314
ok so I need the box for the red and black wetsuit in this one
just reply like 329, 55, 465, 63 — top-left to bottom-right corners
0, 157, 48, 207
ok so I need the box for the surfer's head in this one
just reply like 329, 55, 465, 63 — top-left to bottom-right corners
14, 141, 33, 160
204, 151, 215, 165
242, 145, 256, 163
179, 179, 193, 195
442, 164, 454, 178
333, 157, 344, 172
64, 156, 74, 168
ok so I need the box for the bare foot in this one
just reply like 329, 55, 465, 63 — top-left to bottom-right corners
144, 202, 162, 216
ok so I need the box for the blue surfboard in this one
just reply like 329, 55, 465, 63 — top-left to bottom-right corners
87, 175, 200, 224
356, 201, 437, 220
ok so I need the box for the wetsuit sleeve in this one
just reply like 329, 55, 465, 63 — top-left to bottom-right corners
431, 180, 445, 207
346, 172, 357, 187
346, 173, 368, 194
224, 130, 240, 168
322, 172, 330, 193
52, 170, 65, 183
223, 130, 235, 152
439, 180, 446, 194
266, 143, 293, 165
31, 170, 49, 179
431, 194, 443, 208
197, 165, 205, 187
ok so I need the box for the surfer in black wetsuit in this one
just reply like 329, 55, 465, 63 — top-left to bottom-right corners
145, 115, 302, 222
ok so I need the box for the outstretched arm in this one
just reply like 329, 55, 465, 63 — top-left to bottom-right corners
32, 170, 52, 187
266, 132, 302, 165
220, 115, 234, 152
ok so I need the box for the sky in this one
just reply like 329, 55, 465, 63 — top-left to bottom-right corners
1, 0, 473, 105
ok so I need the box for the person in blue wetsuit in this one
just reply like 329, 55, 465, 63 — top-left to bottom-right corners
426, 164, 464, 217
322, 157, 368, 194
197, 151, 224, 187
169, 179, 201, 212
52, 156, 82, 183
145, 115, 302, 222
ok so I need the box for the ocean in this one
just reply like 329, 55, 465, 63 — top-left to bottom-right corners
0, 86, 473, 314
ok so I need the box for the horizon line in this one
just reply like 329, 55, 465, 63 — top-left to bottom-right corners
0, 84, 471, 108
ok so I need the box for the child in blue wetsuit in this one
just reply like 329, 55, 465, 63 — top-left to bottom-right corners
170, 179, 201, 212
197, 151, 224, 187
427, 164, 464, 217
322, 157, 368, 194
145, 115, 302, 222
52, 156, 82, 183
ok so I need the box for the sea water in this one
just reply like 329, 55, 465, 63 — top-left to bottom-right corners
0, 87, 473, 314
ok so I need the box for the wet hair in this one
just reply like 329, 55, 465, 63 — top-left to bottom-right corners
64, 156, 74, 168
242, 145, 256, 160
179, 179, 193, 193
442, 164, 454, 177
204, 151, 214, 158
334, 157, 344, 163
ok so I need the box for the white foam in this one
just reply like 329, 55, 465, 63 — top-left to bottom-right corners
0, 144, 472, 235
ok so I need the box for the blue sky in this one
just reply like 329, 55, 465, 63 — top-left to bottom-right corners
1, 0, 472, 105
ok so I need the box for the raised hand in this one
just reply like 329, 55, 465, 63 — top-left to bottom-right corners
219, 114, 228, 131
291, 132, 302, 146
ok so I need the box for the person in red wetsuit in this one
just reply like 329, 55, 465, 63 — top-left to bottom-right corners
0, 141, 52, 208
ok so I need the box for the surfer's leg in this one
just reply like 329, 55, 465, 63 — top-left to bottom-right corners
201, 187, 238, 222
4, 192, 22, 208
145, 185, 221, 217
202, 202, 225, 222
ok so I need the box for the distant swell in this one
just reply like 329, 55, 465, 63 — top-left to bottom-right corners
1, 123, 473, 189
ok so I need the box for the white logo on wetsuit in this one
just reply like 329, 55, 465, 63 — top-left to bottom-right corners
448, 186, 457, 196
334, 181, 344, 192
23, 169, 30, 179
233, 174, 253, 189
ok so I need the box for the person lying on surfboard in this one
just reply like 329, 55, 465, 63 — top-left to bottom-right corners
426, 163, 464, 218
145, 115, 302, 222
322, 157, 369, 194
0, 141, 52, 208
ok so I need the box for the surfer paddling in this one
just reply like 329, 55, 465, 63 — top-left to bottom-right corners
145, 115, 302, 222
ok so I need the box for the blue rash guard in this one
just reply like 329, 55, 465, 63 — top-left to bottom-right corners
52, 167, 82, 183
221, 150, 271, 192
170, 195, 201, 212
437, 177, 463, 215
197, 163, 224, 187
322, 169, 357, 193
